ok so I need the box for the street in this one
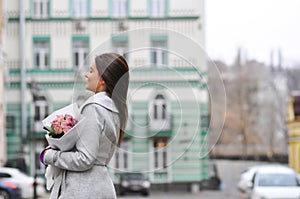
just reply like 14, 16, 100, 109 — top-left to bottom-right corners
41, 190, 241, 199
39, 160, 265, 199
119, 190, 240, 199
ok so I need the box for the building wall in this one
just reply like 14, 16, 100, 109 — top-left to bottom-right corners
0, 0, 6, 166
4, 0, 209, 185
287, 93, 300, 173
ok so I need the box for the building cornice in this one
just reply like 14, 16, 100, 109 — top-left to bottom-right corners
8, 16, 200, 22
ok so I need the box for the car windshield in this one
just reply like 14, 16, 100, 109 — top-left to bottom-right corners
122, 173, 145, 180
258, 173, 299, 187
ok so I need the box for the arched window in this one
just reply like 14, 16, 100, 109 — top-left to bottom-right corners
149, 94, 171, 131
153, 94, 167, 120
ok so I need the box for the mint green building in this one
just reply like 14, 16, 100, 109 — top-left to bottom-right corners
4, 0, 209, 190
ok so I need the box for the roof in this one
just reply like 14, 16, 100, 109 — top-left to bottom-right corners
255, 165, 295, 174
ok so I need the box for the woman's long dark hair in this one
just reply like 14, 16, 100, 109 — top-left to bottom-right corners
95, 53, 129, 147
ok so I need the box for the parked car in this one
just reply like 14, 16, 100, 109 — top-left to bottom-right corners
238, 164, 300, 199
237, 164, 286, 196
118, 172, 150, 196
0, 179, 22, 199
0, 167, 45, 199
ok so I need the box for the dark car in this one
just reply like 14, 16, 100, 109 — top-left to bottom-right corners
118, 172, 150, 196
0, 179, 22, 199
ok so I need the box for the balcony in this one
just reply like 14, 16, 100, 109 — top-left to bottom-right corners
148, 114, 172, 137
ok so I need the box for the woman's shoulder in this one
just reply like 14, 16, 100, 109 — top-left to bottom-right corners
80, 92, 118, 114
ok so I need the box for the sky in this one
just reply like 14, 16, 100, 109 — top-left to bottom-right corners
205, 0, 300, 67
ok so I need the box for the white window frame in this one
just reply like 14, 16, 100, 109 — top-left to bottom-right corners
151, 40, 167, 67
73, 0, 88, 18
73, 40, 89, 68
149, 94, 171, 131
153, 94, 167, 120
33, 0, 49, 18
153, 138, 168, 172
112, 0, 127, 18
114, 139, 130, 171
34, 99, 48, 132
34, 41, 49, 69
151, 0, 166, 17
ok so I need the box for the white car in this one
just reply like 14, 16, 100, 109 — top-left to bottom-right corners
237, 164, 290, 197
0, 167, 46, 198
246, 166, 300, 199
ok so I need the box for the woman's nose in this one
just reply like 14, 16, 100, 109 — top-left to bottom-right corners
84, 73, 88, 78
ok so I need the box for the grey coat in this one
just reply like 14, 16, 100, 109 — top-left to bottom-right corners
44, 92, 120, 199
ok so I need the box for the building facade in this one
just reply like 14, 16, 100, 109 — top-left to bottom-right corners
287, 91, 300, 173
0, 0, 6, 167
4, 0, 209, 189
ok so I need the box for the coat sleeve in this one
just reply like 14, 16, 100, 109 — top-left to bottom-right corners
44, 104, 105, 171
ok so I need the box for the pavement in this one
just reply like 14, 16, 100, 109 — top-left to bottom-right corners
39, 189, 241, 199
38, 160, 263, 199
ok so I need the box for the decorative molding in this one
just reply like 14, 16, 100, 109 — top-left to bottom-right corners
8, 16, 199, 22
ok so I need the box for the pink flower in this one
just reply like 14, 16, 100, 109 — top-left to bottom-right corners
48, 114, 78, 137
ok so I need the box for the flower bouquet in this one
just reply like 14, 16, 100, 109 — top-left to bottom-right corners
42, 103, 84, 190
42, 103, 84, 151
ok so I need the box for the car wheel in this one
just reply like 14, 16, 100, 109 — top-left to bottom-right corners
0, 190, 10, 199
142, 191, 149, 196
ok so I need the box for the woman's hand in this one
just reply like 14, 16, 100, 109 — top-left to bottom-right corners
40, 146, 52, 166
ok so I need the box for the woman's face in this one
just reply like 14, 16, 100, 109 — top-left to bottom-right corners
85, 62, 101, 92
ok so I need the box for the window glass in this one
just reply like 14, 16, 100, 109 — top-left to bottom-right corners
112, 0, 127, 18
151, 40, 167, 66
73, 40, 89, 68
6, 115, 15, 133
34, 41, 49, 69
151, 0, 166, 17
115, 139, 130, 170
73, 0, 88, 18
33, 0, 49, 18
153, 138, 168, 170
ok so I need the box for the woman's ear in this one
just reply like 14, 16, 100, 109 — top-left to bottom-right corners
96, 77, 107, 92
99, 79, 106, 85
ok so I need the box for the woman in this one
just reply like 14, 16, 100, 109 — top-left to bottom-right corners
40, 53, 129, 199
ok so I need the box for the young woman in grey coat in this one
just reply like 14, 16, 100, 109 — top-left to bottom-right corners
40, 53, 129, 199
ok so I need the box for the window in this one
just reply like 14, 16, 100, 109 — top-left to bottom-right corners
72, 0, 88, 18
151, 0, 166, 17
149, 94, 171, 131
115, 139, 130, 170
0, 173, 11, 178
34, 98, 48, 121
33, 40, 50, 69
6, 115, 15, 134
151, 39, 167, 67
111, 0, 127, 18
112, 37, 128, 60
34, 97, 48, 132
153, 94, 167, 120
33, 0, 49, 18
72, 39, 89, 68
153, 138, 168, 171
